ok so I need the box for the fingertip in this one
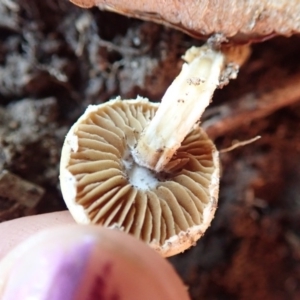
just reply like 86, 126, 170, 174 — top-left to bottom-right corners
0, 226, 189, 300
0, 211, 74, 259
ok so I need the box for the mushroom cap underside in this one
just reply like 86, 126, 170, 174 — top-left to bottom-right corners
60, 97, 219, 257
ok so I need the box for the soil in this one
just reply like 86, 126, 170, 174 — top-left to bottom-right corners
1, 1, 300, 299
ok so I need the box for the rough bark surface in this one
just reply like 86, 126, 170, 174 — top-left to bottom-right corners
71, 0, 300, 41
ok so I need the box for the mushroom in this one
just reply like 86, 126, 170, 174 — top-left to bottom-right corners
70, 0, 300, 42
60, 97, 219, 257
60, 43, 247, 256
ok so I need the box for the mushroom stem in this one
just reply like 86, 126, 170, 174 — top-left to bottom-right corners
132, 44, 226, 172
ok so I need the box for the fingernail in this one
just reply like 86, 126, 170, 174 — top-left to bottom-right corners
2, 226, 190, 300
2, 234, 95, 300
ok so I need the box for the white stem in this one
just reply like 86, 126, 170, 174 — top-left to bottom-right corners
132, 45, 226, 172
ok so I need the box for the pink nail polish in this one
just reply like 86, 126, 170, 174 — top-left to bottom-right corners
2, 235, 94, 300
